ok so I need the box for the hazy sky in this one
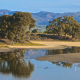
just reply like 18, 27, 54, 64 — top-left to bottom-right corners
0, 0, 80, 13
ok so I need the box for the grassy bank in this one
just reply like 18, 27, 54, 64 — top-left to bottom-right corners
0, 42, 45, 48
0, 45, 9, 48
11, 42, 45, 46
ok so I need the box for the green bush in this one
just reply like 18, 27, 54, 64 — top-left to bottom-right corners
32, 29, 38, 33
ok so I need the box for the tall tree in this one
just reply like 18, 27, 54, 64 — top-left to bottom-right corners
46, 15, 80, 39
0, 15, 11, 38
0, 12, 36, 41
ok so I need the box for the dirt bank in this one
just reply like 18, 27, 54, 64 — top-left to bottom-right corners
35, 53, 80, 63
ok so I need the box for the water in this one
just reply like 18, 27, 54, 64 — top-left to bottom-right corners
0, 47, 80, 80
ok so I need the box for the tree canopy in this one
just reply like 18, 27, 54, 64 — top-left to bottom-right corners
46, 16, 80, 39
0, 12, 36, 41
32, 29, 38, 33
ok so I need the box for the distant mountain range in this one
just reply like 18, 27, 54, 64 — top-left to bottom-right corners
24, 49, 46, 59
0, 9, 80, 25
0, 9, 17, 16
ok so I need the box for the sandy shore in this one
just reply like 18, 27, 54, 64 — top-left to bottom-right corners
0, 41, 80, 63
35, 53, 80, 63
0, 41, 80, 52
30, 41, 80, 49
8, 41, 80, 50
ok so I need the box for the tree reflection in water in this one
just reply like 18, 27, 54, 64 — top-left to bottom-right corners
46, 47, 80, 68
46, 47, 80, 55
51, 61, 73, 68
0, 49, 34, 78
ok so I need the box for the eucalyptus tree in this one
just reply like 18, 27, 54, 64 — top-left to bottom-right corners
46, 15, 80, 39
0, 12, 36, 41
0, 15, 11, 38
9, 12, 36, 41
46, 17, 65, 35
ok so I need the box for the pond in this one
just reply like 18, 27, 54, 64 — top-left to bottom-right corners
0, 47, 80, 80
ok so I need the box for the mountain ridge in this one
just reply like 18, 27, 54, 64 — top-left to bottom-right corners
0, 9, 80, 25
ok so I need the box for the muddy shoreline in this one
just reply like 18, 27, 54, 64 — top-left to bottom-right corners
35, 53, 80, 63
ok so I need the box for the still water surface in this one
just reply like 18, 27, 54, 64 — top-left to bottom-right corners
0, 47, 80, 80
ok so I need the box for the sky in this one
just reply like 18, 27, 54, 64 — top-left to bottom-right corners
0, 0, 80, 13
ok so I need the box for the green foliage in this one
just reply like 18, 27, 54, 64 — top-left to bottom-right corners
26, 31, 30, 33
0, 15, 11, 38
0, 12, 36, 41
12, 42, 44, 46
0, 41, 44, 46
7, 30, 15, 41
0, 45, 9, 48
32, 29, 38, 33
32, 25, 46, 32
46, 15, 80, 39
43, 31, 47, 33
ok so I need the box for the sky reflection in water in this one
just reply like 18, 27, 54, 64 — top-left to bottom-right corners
0, 47, 80, 80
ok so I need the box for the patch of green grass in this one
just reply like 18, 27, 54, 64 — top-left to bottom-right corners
0, 42, 45, 46
0, 45, 9, 48
12, 42, 45, 46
